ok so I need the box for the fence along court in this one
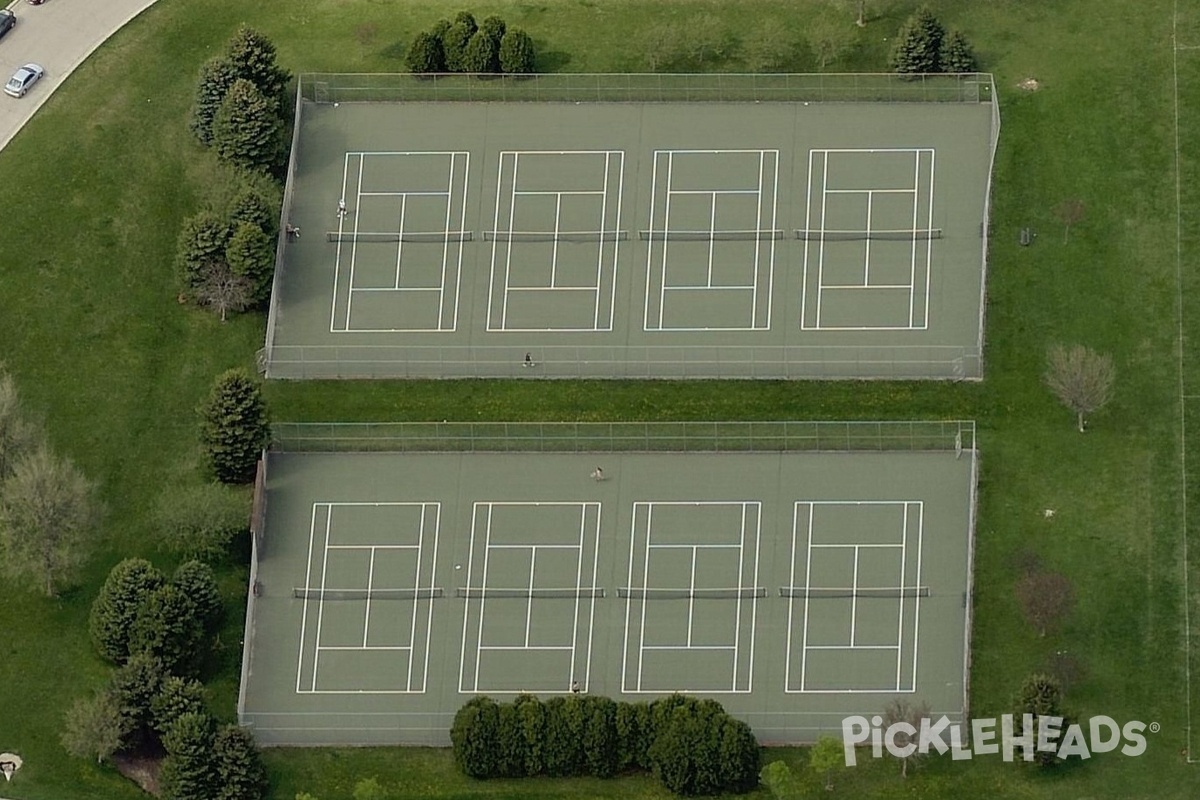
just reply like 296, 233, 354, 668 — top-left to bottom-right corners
237, 422, 978, 745
262, 74, 998, 380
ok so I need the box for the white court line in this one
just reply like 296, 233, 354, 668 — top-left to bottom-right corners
849, 546, 859, 646
817, 284, 915, 291
637, 503, 653, 692
485, 154, 509, 332
325, 543, 420, 550
799, 503, 815, 690
658, 152, 675, 328
783, 507, 800, 692
806, 645, 901, 651
733, 504, 747, 691
343, 156, 367, 328
817, 152, 830, 327
457, 506, 479, 693
909, 502, 925, 691
585, 503, 602, 692
643, 645, 737, 651
800, 150, 817, 329
570, 510, 586, 688
359, 190, 450, 197
864, 192, 874, 285
479, 645, 574, 652
909, 153, 920, 322
488, 543, 581, 550
328, 154, 351, 333
317, 645, 412, 651
649, 542, 742, 549
809, 542, 903, 548
687, 546, 698, 647
551, 193, 563, 287
707, 193, 718, 287
346, 150, 467, 156
661, 285, 758, 292
896, 504, 909, 689
295, 504, 321, 694
515, 189, 607, 196
921, 151, 937, 328
502, 154, 520, 328
525, 547, 538, 646
474, 506, 495, 692
362, 547, 376, 648
824, 188, 917, 194
668, 188, 761, 195
643, 153, 661, 330
311, 505, 334, 692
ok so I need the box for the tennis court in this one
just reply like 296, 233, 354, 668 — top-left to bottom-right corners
237, 422, 978, 745
262, 74, 998, 379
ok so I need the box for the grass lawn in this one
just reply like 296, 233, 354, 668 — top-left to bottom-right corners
0, 0, 1193, 797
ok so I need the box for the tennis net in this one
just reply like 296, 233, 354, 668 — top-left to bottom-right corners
293, 587, 444, 600
482, 230, 629, 243
794, 228, 943, 241
778, 586, 930, 598
325, 231, 474, 243
455, 587, 606, 599
617, 587, 767, 600
639, 229, 784, 242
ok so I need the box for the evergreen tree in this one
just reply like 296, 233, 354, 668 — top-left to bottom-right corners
198, 369, 271, 484
189, 56, 240, 145
109, 653, 168, 748
151, 676, 208, 739
888, 6, 946, 74
161, 712, 217, 800
406, 31, 447, 73
940, 29, 977, 72
172, 560, 223, 633
89, 558, 166, 663
212, 724, 269, 800
499, 29, 536, 74
442, 12, 478, 72
514, 693, 546, 776
225, 25, 291, 105
462, 31, 501, 74
212, 79, 286, 175
176, 211, 231, 296
228, 184, 280, 238
480, 16, 507, 46
129, 583, 206, 676
225, 221, 275, 304
451, 696, 501, 778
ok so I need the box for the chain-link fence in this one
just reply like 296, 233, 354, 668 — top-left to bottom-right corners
298, 72, 995, 104
270, 420, 977, 454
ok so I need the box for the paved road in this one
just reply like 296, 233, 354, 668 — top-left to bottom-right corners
0, 0, 158, 150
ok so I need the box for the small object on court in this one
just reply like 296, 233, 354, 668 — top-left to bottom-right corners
337, 198, 347, 218
590, 467, 604, 481
455, 564, 462, 570
571, 680, 580, 693
523, 352, 535, 367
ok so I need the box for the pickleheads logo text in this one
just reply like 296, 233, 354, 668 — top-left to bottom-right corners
840, 714, 1154, 766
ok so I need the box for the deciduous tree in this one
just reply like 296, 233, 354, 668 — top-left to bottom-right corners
881, 699, 932, 777
808, 735, 845, 790
1016, 569, 1074, 637
0, 446, 97, 596
196, 261, 254, 322
463, 31, 501, 74
61, 690, 127, 764
0, 369, 40, 483
499, 29, 536, 74
442, 12, 478, 72
1053, 198, 1086, 243
153, 482, 249, 562
1044, 344, 1115, 432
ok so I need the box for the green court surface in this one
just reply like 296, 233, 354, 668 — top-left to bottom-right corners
262, 75, 998, 380
238, 431, 977, 745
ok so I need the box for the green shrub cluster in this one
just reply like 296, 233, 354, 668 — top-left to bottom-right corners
888, 6, 977, 74
406, 11, 535, 75
451, 693, 758, 795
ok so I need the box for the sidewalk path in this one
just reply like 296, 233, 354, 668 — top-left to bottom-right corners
0, 0, 159, 150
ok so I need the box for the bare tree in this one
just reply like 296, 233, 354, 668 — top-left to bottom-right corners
61, 690, 127, 764
854, 0, 867, 26
1053, 199, 1085, 243
808, 17, 855, 70
196, 260, 254, 322
1044, 344, 1115, 432
0, 446, 98, 596
1016, 569, 1074, 637
0, 369, 41, 482
881, 699, 932, 777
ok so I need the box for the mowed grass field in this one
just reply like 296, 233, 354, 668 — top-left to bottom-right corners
0, 0, 1193, 797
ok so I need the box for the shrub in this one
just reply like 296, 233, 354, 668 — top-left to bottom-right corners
89, 558, 166, 663
889, 6, 945, 74
480, 15, 506, 46
212, 724, 269, 800
161, 712, 217, 800
496, 700, 527, 777
514, 693, 546, 775
582, 695, 619, 778
443, 13, 478, 72
647, 696, 756, 795
172, 560, 223, 633
1016, 673, 1071, 767
198, 369, 270, 485
543, 695, 586, 776
499, 29, 536, 74
406, 31, 446, 73
616, 700, 652, 771
176, 211, 231, 296
129, 583, 206, 676
212, 79, 287, 175
462, 31, 501, 74
153, 483, 248, 562
225, 221, 275, 304
228, 184, 280, 238
61, 689, 127, 764
151, 676, 208, 739
716, 715, 760, 792
451, 696, 501, 778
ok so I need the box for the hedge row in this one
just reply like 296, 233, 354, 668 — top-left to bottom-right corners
451, 693, 759, 796
406, 11, 536, 75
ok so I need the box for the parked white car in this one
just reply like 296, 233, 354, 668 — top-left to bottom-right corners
4, 64, 43, 98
